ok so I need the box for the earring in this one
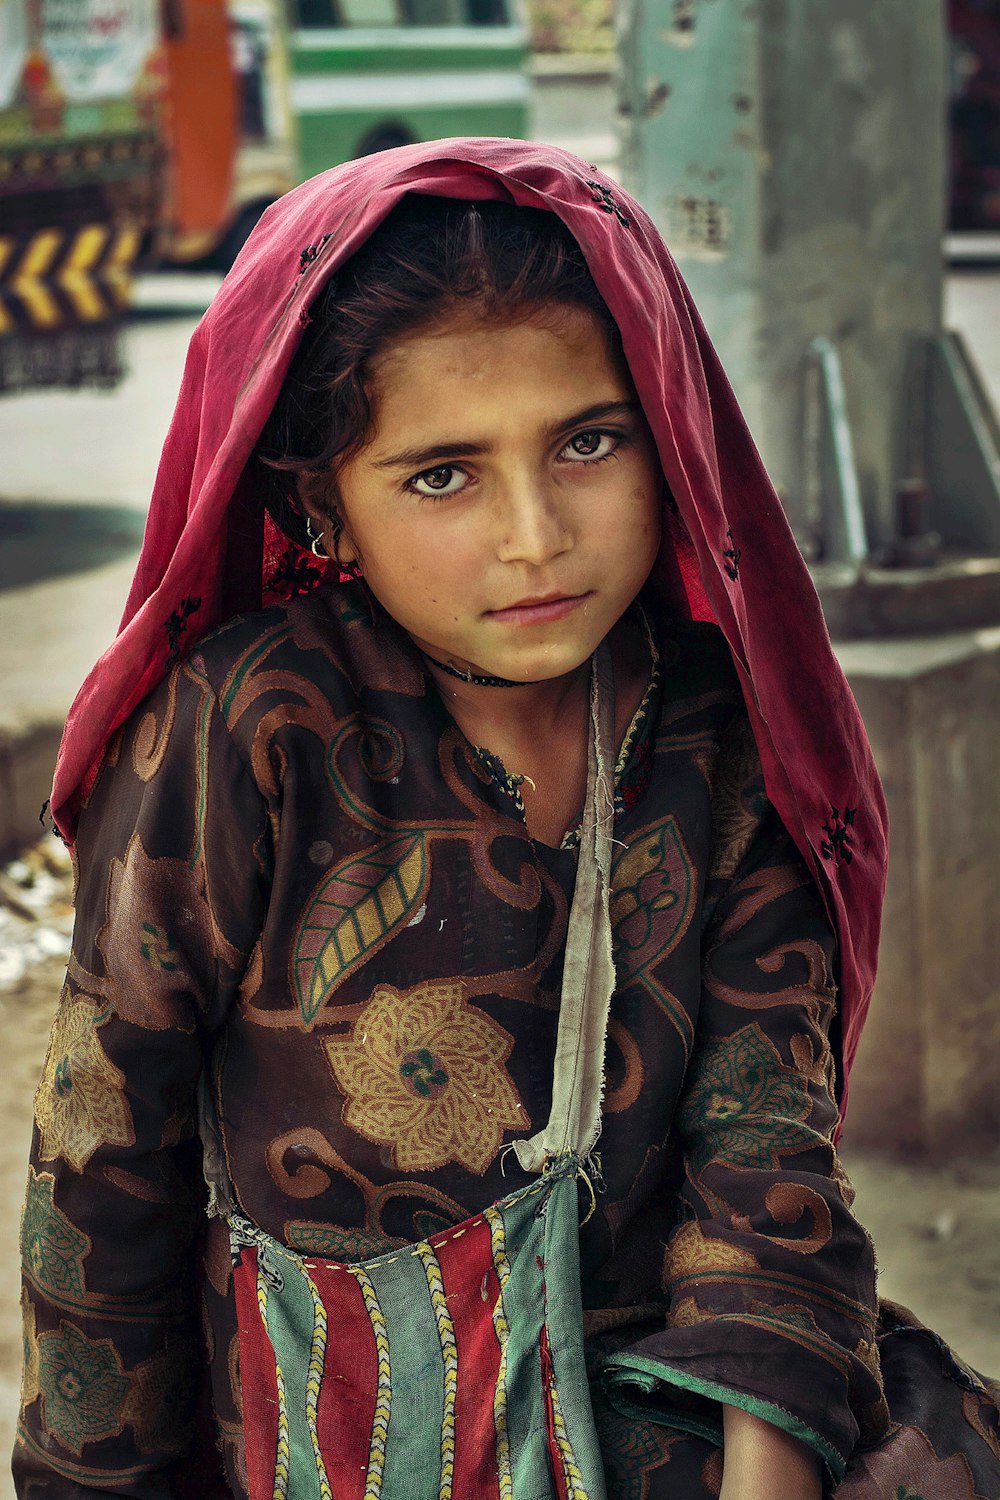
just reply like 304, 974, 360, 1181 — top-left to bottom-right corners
305, 517, 327, 558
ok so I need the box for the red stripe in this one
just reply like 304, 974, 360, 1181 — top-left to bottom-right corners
231, 1247, 280, 1500
310, 1261, 379, 1500
540, 1322, 570, 1500
435, 1217, 503, 1500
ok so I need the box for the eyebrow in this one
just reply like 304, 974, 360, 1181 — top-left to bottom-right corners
369, 399, 640, 471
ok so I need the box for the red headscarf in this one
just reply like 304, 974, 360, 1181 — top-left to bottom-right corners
50, 138, 886, 1119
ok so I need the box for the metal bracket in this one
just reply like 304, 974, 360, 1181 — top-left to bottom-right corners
803, 337, 869, 570
925, 331, 1000, 550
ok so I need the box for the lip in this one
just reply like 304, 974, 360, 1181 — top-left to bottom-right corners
486, 592, 591, 626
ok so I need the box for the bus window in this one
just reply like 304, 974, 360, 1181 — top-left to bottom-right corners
293, 0, 509, 24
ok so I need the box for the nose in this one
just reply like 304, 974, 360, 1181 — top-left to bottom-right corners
494, 477, 573, 567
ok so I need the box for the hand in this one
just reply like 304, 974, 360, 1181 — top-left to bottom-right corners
719, 1404, 823, 1500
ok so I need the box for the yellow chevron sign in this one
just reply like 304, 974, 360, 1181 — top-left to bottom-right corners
11, 229, 63, 328
0, 223, 142, 334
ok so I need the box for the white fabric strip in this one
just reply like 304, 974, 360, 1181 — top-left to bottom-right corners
512, 643, 617, 1172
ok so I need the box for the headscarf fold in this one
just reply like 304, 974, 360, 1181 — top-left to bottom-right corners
50, 138, 887, 1118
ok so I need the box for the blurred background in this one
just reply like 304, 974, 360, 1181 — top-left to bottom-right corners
1, 0, 999, 1487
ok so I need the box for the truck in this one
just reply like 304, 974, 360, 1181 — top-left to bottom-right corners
0, 0, 163, 392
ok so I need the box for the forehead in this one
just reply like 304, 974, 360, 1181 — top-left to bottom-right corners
367, 304, 630, 416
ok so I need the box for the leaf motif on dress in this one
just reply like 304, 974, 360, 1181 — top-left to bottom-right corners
663, 1217, 761, 1290
21, 1169, 90, 1302
20, 1291, 40, 1413
292, 832, 430, 1025
610, 816, 694, 957
34, 991, 135, 1173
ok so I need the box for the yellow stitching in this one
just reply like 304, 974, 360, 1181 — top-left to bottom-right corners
416, 1244, 457, 1499
256, 1261, 290, 1500
484, 1205, 513, 1500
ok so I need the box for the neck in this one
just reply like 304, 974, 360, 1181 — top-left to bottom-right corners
423, 655, 591, 743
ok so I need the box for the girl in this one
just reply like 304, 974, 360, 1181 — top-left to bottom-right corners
16, 140, 1000, 1498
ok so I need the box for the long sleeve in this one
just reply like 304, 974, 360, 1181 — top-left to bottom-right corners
602, 757, 890, 1484
16, 652, 271, 1496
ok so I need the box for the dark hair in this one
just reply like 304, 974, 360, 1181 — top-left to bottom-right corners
255, 195, 623, 550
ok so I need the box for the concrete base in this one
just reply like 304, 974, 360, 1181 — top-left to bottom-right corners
836, 626, 1000, 1158
0, 556, 137, 859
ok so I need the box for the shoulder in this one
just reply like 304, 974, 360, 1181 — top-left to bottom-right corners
189, 582, 426, 712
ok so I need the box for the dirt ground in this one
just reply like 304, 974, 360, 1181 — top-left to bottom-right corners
1, 848, 998, 1498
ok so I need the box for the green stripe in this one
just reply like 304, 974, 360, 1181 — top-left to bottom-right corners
292, 44, 524, 73
367, 1245, 445, 1497
494, 1178, 556, 1490
540, 1170, 607, 1496
260, 1259, 326, 1500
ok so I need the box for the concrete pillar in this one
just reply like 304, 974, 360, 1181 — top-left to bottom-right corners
616, 0, 1000, 563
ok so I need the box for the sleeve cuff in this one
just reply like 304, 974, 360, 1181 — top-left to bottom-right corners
601, 1340, 853, 1483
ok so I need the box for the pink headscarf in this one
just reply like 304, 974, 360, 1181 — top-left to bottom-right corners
50, 138, 887, 1118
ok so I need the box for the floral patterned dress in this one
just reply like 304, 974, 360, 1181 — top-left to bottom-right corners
16, 584, 1000, 1497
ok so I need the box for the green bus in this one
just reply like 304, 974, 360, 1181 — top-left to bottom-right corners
288, 0, 530, 181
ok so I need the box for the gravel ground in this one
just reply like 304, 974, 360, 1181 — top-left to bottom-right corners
1, 841, 998, 1497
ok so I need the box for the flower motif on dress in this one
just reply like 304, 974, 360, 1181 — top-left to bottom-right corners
677, 1023, 816, 1174
121, 1343, 195, 1454
21, 1168, 90, 1301
593, 1391, 679, 1500
324, 980, 527, 1175
838, 1424, 988, 1500
34, 990, 135, 1172
37, 1321, 131, 1455
89, 832, 238, 1032
705, 715, 768, 883
664, 1217, 761, 1285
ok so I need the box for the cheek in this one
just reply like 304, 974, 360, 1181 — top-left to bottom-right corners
625, 477, 663, 545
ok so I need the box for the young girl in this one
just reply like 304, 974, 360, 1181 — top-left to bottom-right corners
16, 140, 1000, 1498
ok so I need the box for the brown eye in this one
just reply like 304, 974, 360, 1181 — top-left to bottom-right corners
562, 429, 617, 463
409, 464, 468, 498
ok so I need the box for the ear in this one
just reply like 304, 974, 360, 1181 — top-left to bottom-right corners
295, 471, 361, 568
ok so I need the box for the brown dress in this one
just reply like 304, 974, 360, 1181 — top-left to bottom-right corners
16, 584, 1000, 1496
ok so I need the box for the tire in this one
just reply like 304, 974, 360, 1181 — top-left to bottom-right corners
212, 202, 271, 272
356, 125, 415, 157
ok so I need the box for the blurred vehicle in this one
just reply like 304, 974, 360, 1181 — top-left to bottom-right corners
949, 0, 1000, 232
0, 0, 162, 393
159, 0, 296, 268
160, 0, 529, 271
288, 0, 529, 185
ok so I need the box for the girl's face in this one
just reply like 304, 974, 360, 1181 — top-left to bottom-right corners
320, 303, 663, 684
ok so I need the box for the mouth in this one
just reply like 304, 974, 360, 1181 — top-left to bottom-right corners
485, 592, 592, 626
